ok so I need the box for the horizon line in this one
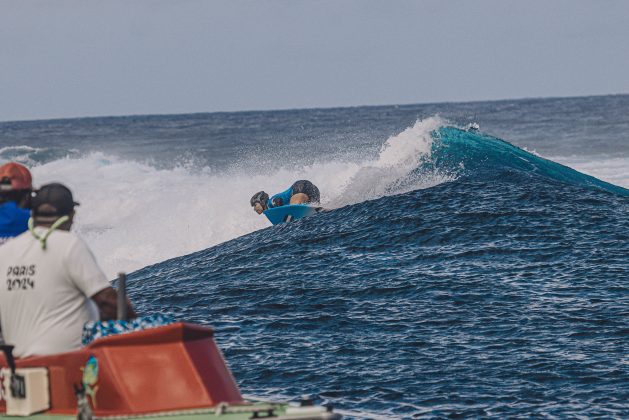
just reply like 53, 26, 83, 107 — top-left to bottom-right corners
1, 91, 627, 125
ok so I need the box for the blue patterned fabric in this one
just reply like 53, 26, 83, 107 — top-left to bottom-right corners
82, 314, 176, 346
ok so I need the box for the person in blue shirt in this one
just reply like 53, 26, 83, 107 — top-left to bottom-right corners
0, 162, 33, 246
250, 180, 320, 215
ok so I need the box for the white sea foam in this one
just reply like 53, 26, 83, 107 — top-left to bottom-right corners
330, 116, 450, 207
27, 118, 450, 278
19, 118, 627, 278
0, 145, 44, 166
0, 145, 42, 154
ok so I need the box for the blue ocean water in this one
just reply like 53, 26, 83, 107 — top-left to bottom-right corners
1, 95, 628, 418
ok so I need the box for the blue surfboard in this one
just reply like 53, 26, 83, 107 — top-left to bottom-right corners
263, 204, 320, 225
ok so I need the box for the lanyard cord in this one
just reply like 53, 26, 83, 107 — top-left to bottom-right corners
28, 216, 70, 250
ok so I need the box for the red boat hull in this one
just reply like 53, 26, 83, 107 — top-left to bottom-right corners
0, 323, 244, 416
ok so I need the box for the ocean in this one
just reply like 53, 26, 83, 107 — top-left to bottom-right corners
1, 94, 628, 418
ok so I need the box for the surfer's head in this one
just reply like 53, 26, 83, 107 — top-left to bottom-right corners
250, 191, 269, 214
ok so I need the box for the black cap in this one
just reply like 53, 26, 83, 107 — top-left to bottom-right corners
31, 183, 80, 220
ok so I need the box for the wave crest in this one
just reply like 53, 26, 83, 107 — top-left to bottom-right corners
28, 118, 453, 277
16, 118, 627, 278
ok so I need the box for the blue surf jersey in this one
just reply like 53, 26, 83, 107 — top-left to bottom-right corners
0, 202, 30, 241
269, 187, 293, 208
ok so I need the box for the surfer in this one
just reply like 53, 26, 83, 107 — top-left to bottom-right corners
0, 182, 136, 357
0, 162, 32, 246
250, 180, 320, 214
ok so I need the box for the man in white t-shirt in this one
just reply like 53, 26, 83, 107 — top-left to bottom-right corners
0, 183, 136, 358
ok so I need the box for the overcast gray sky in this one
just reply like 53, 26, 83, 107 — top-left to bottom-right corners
1, 0, 628, 121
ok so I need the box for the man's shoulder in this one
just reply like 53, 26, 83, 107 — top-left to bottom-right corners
0, 231, 32, 267
22, 229, 87, 257
0, 229, 31, 249
47, 229, 86, 250
0, 235, 13, 251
